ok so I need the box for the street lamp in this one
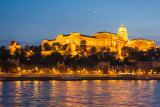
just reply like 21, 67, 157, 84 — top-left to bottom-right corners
18, 67, 21, 71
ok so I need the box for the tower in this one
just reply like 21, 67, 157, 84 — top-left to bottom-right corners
118, 25, 128, 40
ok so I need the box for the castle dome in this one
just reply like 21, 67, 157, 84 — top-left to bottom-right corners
117, 25, 128, 40
118, 25, 127, 32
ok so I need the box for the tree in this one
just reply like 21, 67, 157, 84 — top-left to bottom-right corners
106, 47, 110, 53
65, 48, 71, 55
19, 48, 28, 64
90, 46, 97, 54
125, 49, 149, 61
24, 45, 30, 52
101, 47, 107, 52
101, 47, 110, 52
62, 44, 68, 51
80, 40, 87, 51
67, 55, 79, 72
121, 46, 134, 58
88, 54, 99, 64
43, 52, 63, 65
33, 45, 42, 54
43, 43, 52, 51
147, 47, 160, 59
14, 49, 20, 59
0, 46, 10, 61
52, 44, 56, 51
58, 45, 62, 51
28, 53, 42, 65
0, 61, 16, 73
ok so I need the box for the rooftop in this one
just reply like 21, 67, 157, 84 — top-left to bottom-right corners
80, 34, 95, 38
132, 38, 153, 41
95, 32, 117, 35
10, 41, 16, 46
16, 43, 20, 45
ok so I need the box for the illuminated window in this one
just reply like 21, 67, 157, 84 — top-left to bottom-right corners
66, 39, 69, 43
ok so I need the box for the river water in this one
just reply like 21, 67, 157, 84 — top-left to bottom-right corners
0, 80, 160, 107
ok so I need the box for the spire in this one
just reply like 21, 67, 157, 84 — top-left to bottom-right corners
121, 22, 124, 27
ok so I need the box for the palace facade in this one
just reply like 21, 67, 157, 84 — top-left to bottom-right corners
41, 25, 156, 58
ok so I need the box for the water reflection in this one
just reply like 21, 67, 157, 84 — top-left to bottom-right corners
0, 80, 159, 106
0, 82, 2, 102
15, 81, 22, 104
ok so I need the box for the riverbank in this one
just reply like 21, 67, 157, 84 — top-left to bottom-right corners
1, 74, 160, 81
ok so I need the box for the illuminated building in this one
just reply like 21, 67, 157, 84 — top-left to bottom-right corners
130, 39, 155, 51
136, 60, 160, 73
9, 41, 21, 55
40, 25, 156, 57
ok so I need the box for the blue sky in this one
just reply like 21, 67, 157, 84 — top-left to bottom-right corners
1, 0, 160, 47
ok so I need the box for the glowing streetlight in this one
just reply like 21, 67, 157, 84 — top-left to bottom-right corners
18, 67, 21, 71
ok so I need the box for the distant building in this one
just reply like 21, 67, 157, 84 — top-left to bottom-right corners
9, 41, 21, 55
136, 61, 160, 72
57, 62, 65, 69
98, 62, 110, 74
8, 58, 19, 67
41, 25, 156, 58
130, 39, 155, 51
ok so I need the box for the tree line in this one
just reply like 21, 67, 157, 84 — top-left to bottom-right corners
0, 41, 160, 72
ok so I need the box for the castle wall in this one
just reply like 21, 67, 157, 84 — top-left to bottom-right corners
130, 39, 155, 51
41, 25, 156, 57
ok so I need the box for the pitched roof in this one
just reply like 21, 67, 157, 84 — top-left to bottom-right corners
53, 42, 60, 45
131, 38, 152, 41
16, 43, 20, 45
96, 32, 117, 34
63, 33, 95, 38
48, 39, 56, 41
63, 34, 70, 37
80, 34, 95, 38
10, 41, 16, 46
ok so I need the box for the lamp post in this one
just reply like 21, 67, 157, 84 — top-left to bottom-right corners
35, 67, 38, 73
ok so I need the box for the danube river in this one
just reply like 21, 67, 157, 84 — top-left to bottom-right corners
0, 80, 160, 106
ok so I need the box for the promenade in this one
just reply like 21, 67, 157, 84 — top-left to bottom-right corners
1, 73, 160, 81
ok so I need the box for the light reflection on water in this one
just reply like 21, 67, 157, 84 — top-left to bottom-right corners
0, 80, 160, 106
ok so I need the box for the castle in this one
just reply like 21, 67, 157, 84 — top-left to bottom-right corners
9, 41, 21, 55
9, 25, 156, 58
41, 25, 156, 58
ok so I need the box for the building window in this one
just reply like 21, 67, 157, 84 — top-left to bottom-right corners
66, 39, 69, 44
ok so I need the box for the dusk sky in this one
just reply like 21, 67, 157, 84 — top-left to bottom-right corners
1, 0, 160, 47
